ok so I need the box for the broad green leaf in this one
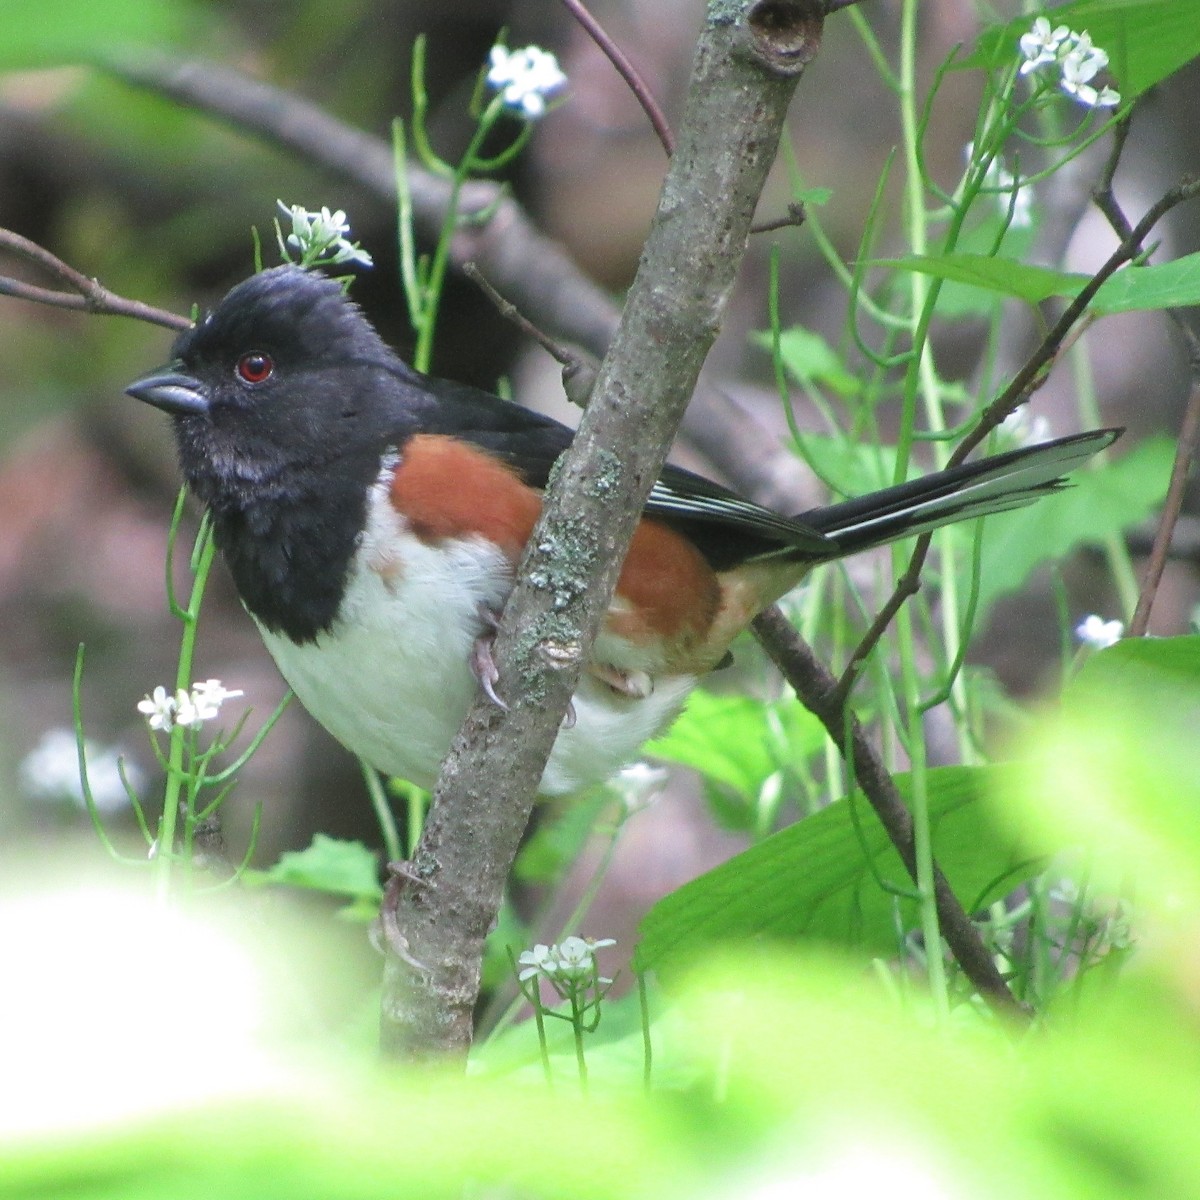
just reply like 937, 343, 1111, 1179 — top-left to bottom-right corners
877, 253, 1088, 304
970, 435, 1171, 613
964, 0, 1200, 100
638, 765, 1042, 970
1092, 252, 1200, 313
786, 433, 898, 497
646, 689, 824, 802
753, 327, 860, 397
249, 834, 382, 902
884, 250, 1200, 317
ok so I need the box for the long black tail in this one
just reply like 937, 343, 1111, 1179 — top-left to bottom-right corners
801, 428, 1121, 558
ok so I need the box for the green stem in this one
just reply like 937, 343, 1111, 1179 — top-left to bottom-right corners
153, 519, 216, 902
362, 762, 403, 865
411, 96, 507, 372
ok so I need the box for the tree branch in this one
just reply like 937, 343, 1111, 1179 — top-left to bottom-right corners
380, 0, 826, 1061
752, 607, 1025, 1016
0, 228, 190, 331
558, 0, 675, 157
836, 172, 1200, 702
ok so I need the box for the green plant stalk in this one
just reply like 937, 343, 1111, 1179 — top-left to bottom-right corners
392, 119, 424, 334
570, 991, 589, 1095
153, 521, 216, 902
637, 966, 653, 1092
411, 95, 508, 373
362, 763, 403, 865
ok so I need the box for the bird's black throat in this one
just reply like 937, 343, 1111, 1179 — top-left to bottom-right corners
183, 443, 383, 645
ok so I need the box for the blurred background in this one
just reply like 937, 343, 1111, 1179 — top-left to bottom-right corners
0, 0, 1196, 972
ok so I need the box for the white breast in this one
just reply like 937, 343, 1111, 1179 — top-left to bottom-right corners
256, 467, 697, 796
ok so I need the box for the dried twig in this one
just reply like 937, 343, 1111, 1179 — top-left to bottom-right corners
558, 0, 675, 156
752, 606, 1025, 1016
836, 173, 1200, 703
0, 228, 190, 331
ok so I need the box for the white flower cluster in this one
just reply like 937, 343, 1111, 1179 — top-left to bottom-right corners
486, 45, 567, 120
277, 201, 373, 268
1019, 17, 1121, 109
1075, 614, 1124, 649
517, 936, 616, 984
137, 679, 244, 733
19, 728, 139, 814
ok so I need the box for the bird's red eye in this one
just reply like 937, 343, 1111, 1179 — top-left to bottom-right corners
236, 352, 274, 384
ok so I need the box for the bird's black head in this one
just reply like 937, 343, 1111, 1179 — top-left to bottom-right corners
126, 266, 421, 506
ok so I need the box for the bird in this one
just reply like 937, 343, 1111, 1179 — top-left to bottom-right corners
126, 265, 1119, 796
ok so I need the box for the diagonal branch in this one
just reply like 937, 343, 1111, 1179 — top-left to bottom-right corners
380, 0, 827, 1061
752, 607, 1024, 1015
0, 228, 190, 331
558, 0, 675, 156
835, 172, 1200, 704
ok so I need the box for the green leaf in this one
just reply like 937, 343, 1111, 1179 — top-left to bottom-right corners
646, 689, 824, 802
1092, 252, 1200, 313
876, 253, 1088, 304
965, 0, 1200, 101
249, 835, 382, 902
786, 434, 898, 497
753, 327, 860, 397
882, 250, 1200, 317
969, 434, 1172, 613
638, 765, 1041, 971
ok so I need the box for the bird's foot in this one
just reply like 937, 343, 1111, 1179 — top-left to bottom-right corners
371, 860, 433, 975
471, 603, 509, 710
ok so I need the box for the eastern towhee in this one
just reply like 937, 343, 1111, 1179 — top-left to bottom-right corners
126, 266, 1119, 794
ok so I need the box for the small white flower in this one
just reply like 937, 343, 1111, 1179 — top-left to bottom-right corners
1018, 16, 1071, 75
1018, 20, 1121, 109
138, 685, 177, 732
613, 761, 670, 812
517, 936, 615, 984
276, 201, 373, 268
138, 680, 244, 733
19, 728, 139, 814
486, 44, 567, 120
1059, 35, 1119, 108
555, 936, 597, 980
999, 408, 1052, 447
1076, 614, 1124, 649
517, 943, 556, 981
189, 679, 245, 722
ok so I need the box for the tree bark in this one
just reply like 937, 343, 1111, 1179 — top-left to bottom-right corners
379, 0, 826, 1061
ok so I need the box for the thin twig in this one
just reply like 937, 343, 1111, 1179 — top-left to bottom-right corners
558, 0, 675, 157
462, 260, 598, 407
1129, 379, 1200, 636
835, 174, 1200, 702
750, 201, 808, 235
1092, 116, 1200, 635
0, 228, 191, 331
752, 606, 1025, 1017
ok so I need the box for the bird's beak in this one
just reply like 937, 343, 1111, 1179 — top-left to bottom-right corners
125, 364, 209, 416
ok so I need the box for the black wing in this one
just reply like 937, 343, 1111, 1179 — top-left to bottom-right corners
409, 371, 832, 569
